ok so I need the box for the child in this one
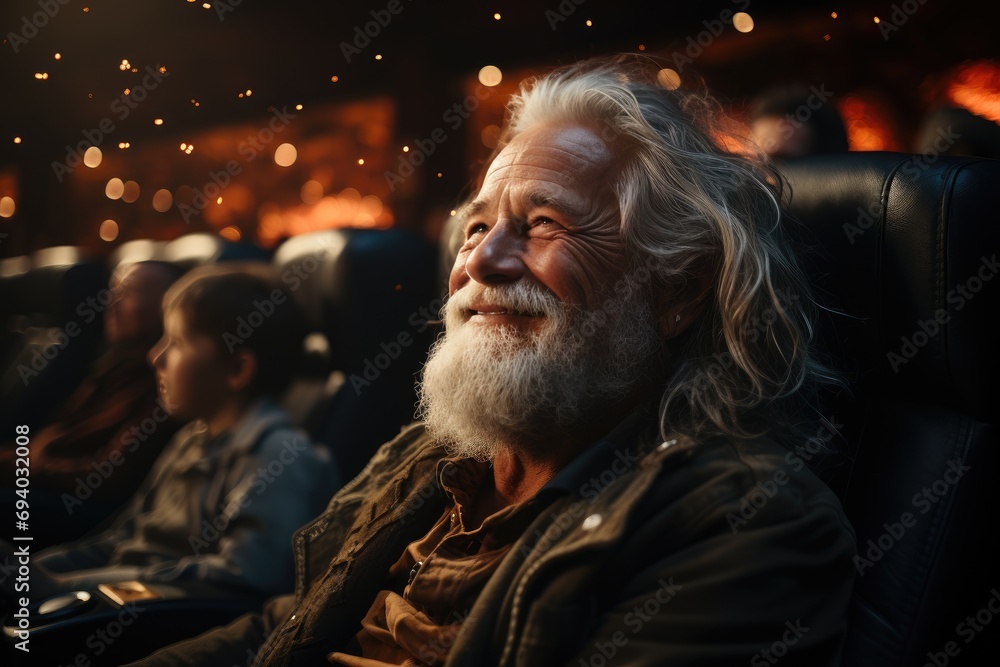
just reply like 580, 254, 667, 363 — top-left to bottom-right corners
5, 263, 340, 600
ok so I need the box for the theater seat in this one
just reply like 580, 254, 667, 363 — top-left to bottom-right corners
273, 227, 439, 482
0, 247, 107, 435
778, 152, 1000, 666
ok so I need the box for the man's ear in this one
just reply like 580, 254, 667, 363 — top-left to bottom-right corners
227, 348, 258, 393
654, 271, 714, 341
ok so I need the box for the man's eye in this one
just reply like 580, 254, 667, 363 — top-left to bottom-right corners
530, 216, 556, 228
466, 222, 488, 238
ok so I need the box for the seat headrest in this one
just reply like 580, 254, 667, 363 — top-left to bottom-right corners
162, 233, 270, 271
779, 152, 1000, 422
273, 228, 439, 372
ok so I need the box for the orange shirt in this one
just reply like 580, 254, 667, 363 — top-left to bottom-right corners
328, 458, 548, 666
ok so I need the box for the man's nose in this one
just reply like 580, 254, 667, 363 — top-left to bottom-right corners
463, 219, 526, 285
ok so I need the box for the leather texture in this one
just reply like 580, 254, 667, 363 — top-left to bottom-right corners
779, 152, 1000, 666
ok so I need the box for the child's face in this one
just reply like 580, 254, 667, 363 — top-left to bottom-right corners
148, 308, 232, 422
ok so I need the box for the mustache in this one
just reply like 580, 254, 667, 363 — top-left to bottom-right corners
445, 283, 565, 319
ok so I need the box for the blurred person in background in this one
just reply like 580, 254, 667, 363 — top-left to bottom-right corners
0, 260, 184, 546
749, 84, 849, 160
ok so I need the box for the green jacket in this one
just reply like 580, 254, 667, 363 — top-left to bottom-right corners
131, 405, 856, 666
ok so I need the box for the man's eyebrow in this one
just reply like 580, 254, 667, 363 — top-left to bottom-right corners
527, 192, 582, 217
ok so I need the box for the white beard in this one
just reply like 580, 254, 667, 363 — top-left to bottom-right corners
417, 281, 662, 461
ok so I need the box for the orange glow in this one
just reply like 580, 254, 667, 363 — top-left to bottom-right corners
256, 191, 393, 246
947, 61, 1000, 123
838, 96, 897, 151
220, 226, 242, 242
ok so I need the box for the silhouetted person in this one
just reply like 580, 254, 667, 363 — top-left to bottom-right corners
750, 85, 849, 159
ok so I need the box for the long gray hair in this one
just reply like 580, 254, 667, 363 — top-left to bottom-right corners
494, 55, 840, 445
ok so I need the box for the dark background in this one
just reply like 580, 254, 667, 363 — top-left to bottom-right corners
0, 0, 996, 257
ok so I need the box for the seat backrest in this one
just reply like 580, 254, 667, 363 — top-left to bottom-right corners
0, 247, 107, 434
779, 152, 1000, 666
273, 227, 440, 481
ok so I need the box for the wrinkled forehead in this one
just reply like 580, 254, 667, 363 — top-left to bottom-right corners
479, 124, 617, 197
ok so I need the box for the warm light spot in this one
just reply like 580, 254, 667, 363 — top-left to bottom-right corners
191, 98, 200, 106
375, 54, 383, 60
54, 53, 61, 60
838, 96, 897, 151
131, 67, 138, 73
638, 44, 646, 51
331, 75, 339, 82
118, 141, 130, 149
153, 118, 163, 126
152, 189, 173, 212
494, 12, 501, 20
238, 92, 244, 98
733, 12, 754, 32
479, 65, 503, 87
202, 2, 210, 8
83, 6, 88, 11
948, 61, 1000, 123
481, 124, 501, 148
34, 72, 49, 80
873, 16, 880, 23
274, 143, 297, 167
450, 209, 457, 216
295, 104, 303, 111
823, 34, 832, 41
83, 146, 103, 168
357, 158, 365, 165
180, 143, 187, 150
13, 137, 21, 144
123, 87, 130, 95
657, 68, 681, 90
219, 226, 242, 242
119, 59, 130, 71
361, 195, 383, 218
245, 89, 252, 96
831, 11, 838, 18
402, 145, 410, 152
300, 180, 323, 205
437, 172, 443, 178
585, 19, 593, 27
216, 197, 223, 205
122, 181, 140, 203
105, 178, 124, 200
99, 220, 119, 242
0, 197, 15, 218
158, 66, 167, 74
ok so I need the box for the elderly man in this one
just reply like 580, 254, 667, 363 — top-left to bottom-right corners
131, 57, 855, 666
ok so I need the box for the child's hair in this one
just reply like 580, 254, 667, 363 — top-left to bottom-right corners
162, 262, 305, 397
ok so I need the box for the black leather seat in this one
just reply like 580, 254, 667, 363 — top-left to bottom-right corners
779, 152, 1000, 666
273, 227, 440, 482
0, 247, 107, 435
